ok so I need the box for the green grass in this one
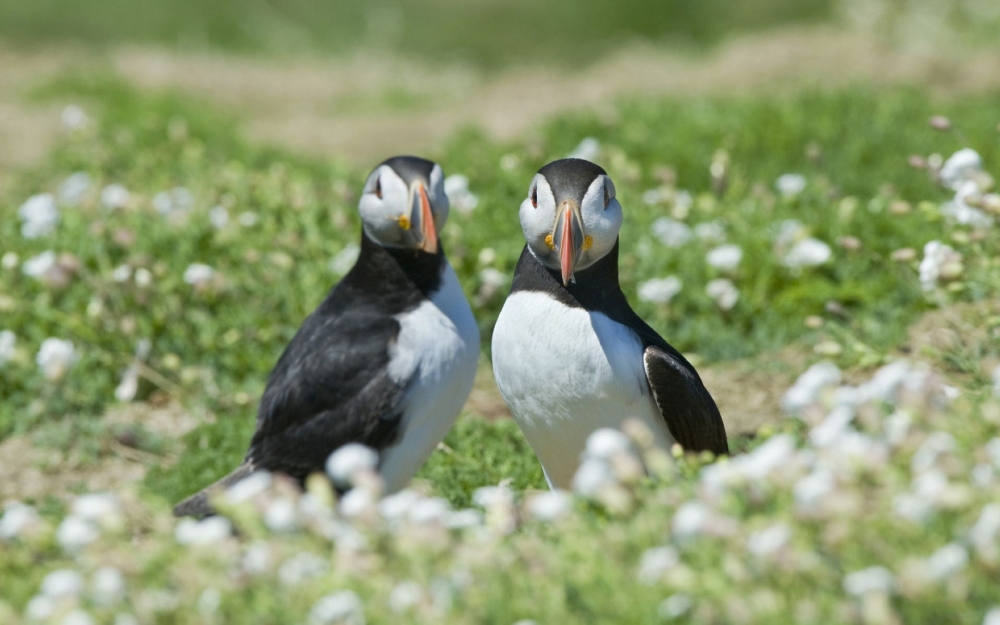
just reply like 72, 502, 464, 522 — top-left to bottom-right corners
2, 73, 999, 509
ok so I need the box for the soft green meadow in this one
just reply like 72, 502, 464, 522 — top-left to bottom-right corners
1, 71, 1000, 623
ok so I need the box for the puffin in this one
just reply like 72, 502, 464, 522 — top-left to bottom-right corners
491, 158, 728, 489
175, 156, 480, 516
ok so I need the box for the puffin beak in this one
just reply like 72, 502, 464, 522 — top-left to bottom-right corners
410, 182, 438, 254
553, 199, 585, 286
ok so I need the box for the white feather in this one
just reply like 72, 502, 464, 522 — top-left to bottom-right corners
492, 291, 675, 488
379, 262, 480, 492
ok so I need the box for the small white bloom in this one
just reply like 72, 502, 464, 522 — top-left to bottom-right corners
572, 459, 615, 496
59, 172, 91, 206
280, 553, 329, 587
843, 566, 895, 596
330, 243, 361, 275
911, 432, 955, 474
638, 276, 682, 304
445, 174, 479, 214
694, 220, 726, 243
153, 187, 194, 216
991, 365, 1000, 397
379, 489, 421, 523
208, 205, 229, 229
409, 497, 451, 525
2, 251, 18, 269
61, 104, 89, 130
672, 501, 711, 539
238, 211, 258, 227
226, 471, 272, 503
19, 193, 60, 239
326, 444, 379, 489
91, 566, 126, 605
0, 330, 16, 367
527, 490, 572, 522
651, 217, 693, 248
101, 184, 130, 210
942, 181, 994, 228
782, 362, 842, 414
706, 244, 742, 271
445, 509, 483, 529
22, 250, 57, 280
25, 595, 55, 621
198, 589, 221, 616
0, 501, 38, 539
746, 523, 790, 556
112, 264, 132, 282
41, 569, 85, 597
893, 492, 931, 523
37, 338, 79, 382
134, 267, 152, 287
309, 591, 364, 625
970, 503, 1000, 550
568, 137, 600, 161
174, 516, 232, 545
389, 581, 422, 614
919, 240, 962, 292
809, 405, 855, 448
793, 469, 835, 508
72, 493, 121, 524
776, 173, 807, 197
183, 263, 215, 286
264, 498, 299, 533
925, 543, 967, 581
473, 485, 514, 509
64, 610, 96, 625
643, 188, 667, 206
243, 542, 272, 575
114, 364, 140, 402
584, 428, 632, 461
705, 278, 739, 310
659, 595, 691, 619
338, 488, 375, 518
479, 267, 506, 289
939, 148, 983, 190
987, 438, 1000, 469
783, 238, 831, 269
638, 546, 679, 584
985, 608, 1000, 625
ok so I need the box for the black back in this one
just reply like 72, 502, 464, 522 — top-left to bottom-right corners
246, 232, 444, 481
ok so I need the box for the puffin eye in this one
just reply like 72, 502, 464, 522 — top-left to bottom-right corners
530, 185, 538, 208
374, 177, 382, 199
603, 185, 610, 208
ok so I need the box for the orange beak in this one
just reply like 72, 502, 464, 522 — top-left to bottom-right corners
553, 200, 585, 286
411, 183, 438, 254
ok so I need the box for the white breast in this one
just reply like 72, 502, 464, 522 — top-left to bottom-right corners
492, 290, 675, 488
378, 262, 480, 493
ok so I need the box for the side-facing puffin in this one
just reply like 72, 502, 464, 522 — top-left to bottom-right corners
492, 158, 727, 489
175, 156, 480, 516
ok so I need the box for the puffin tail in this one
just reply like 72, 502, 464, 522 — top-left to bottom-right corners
172, 462, 256, 518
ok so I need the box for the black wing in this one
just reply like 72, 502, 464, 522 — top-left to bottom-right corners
642, 345, 729, 455
245, 304, 409, 481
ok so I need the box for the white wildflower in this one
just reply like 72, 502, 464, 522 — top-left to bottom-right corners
638, 546, 679, 584
0, 501, 38, 539
0, 330, 16, 367
72, 493, 121, 525
37, 338, 78, 382
643, 188, 667, 206
264, 498, 299, 533
746, 523, 790, 556
388, 582, 422, 614
971, 464, 995, 489
705, 278, 739, 310
939, 148, 983, 190
326, 444, 379, 489
208, 205, 229, 229
659, 595, 692, 619
238, 211, 258, 227
694, 220, 726, 243
988, 439, 1000, 469
309, 590, 364, 625
993, 365, 1000, 397
112, 264, 132, 282
63, 610, 96, 625
568, 137, 600, 161
527, 490, 572, 522
183, 263, 215, 286
330, 243, 361, 275
775, 219, 808, 249
473, 485, 514, 510
783, 238, 831, 269
198, 589, 221, 616
893, 492, 931, 523
985, 608, 1000, 625
91, 567, 126, 605
338, 488, 376, 518
479, 267, 506, 290
379, 490, 421, 524
651, 217, 693, 248
408, 497, 451, 525
243, 542, 272, 575
843, 566, 895, 596
445, 509, 483, 530
174, 516, 231, 545
942, 180, 994, 228
810, 405, 855, 448
706, 244, 742, 271
41, 569, 85, 597
970, 504, 1000, 550
584, 428, 632, 461
911, 432, 955, 474
225, 471, 272, 503
25, 595, 55, 621
925, 543, 968, 581
919, 240, 963, 291
280, 553, 329, 586
114, 364, 140, 402
672, 501, 711, 539
101, 184, 130, 210
134, 267, 152, 287
2, 251, 18, 269
444, 174, 479, 214
637, 276, 682, 304
19, 193, 59, 239
61, 104, 89, 130
153, 187, 194, 216
572, 459, 616, 497
776, 173, 807, 197
59, 172, 91, 206
22, 250, 57, 280
782, 361, 842, 414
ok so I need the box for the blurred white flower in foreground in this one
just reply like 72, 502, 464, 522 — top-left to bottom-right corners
924, 543, 967, 582
72, 493, 122, 526
694, 220, 726, 243
638, 545, 679, 584
330, 243, 361, 275
36, 338, 78, 382
444, 174, 479, 214
91, 567, 126, 606
651, 217, 692, 248
572, 459, 616, 497
41, 569, 85, 598
706, 244, 742, 272
388, 581, 422, 614
746, 523, 790, 556
705, 278, 739, 310
153, 187, 194, 217
638, 276, 682, 304
183, 263, 215, 286
659, 595, 692, 619
175, 516, 232, 545
985, 608, 1000, 625
61, 104, 89, 130
309, 590, 364, 625
57, 515, 99, 551
993, 365, 1000, 397
1, 252, 18, 269
843, 566, 895, 596
0, 501, 38, 539
918, 241, 963, 291
939, 148, 983, 190
941, 180, 994, 228
208, 205, 229, 229
326, 443, 379, 489
527, 490, 572, 522
776, 173, 807, 197
782, 361, 841, 414
18, 193, 59, 239
59, 172, 91, 206
238, 211, 258, 227
22, 250, 57, 280
101, 184, 130, 210
0, 330, 15, 367
783, 238, 831, 269
568, 137, 600, 161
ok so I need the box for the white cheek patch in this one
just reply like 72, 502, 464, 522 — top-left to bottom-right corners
519, 176, 558, 260
578, 178, 623, 270
358, 167, 411, 246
